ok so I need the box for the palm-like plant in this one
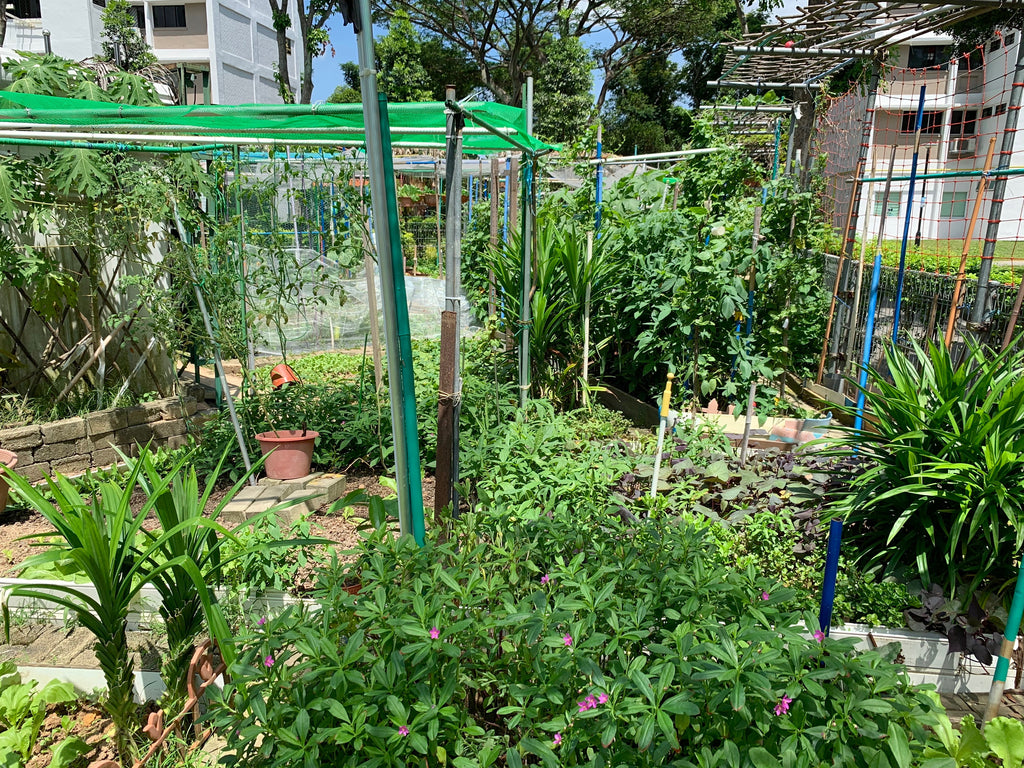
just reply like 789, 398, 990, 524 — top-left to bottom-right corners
826, 336, 1024, 597
489, 220, 615, 405
3, 462, 231, 760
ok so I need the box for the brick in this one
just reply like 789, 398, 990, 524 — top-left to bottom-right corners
52, 456, 93, 476
184, 398, 199, 417
151, 420, 186, 439
233, 485, 265, 501
309, 473, 347, 503
40, 418, 86, 444
33, 442, 77, 463
125, 406, 155, 427
86, 409, 128, 437
221, 500, 252, 526
159, 400, 185, 420
165, 435, 189, 450
91, 447, 123, 467
122, 424, 154, 446
17, 462, 50, 483
0, 425, 42, 452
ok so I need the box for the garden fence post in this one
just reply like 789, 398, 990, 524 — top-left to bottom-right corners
489, 156, 499, 319
974, 37, 1024, 326
946, 137, 996, 347
442, 86, 464, 516
892, 86, 927, 345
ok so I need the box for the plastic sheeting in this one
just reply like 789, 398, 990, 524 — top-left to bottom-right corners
250, 247, 477, 356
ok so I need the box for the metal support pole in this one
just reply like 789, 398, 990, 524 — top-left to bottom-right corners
353, 0, 424, 541
518, 157, 534, 407
975, 39, 1024, 325
893, 86, 927, 344
595, 123, 603, 234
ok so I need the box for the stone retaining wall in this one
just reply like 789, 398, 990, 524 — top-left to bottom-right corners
0, 388, 208, 482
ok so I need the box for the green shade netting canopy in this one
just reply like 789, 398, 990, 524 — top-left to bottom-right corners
0, 91, 555, 153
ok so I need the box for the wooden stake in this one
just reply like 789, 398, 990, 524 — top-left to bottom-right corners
817, 159, 863, 384
1001, 276, 1024, 351
946, 136, 997, 347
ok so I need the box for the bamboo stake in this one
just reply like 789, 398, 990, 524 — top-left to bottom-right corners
946, 137, 997, 347
817, 159, 863, 384
650, 373, 675, 499
583, 231, 593, 405
739, 381, 757, 466
843, 154, 880, 388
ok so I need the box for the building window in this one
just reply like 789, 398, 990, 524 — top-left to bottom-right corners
950, 109, 978, 136
153, 5, 187, 28
132, 6, 146, 29
874, 191, 901, 217
908, 45, 950, 70
1007, 33, 1017, 47
940, 190, 969, 218
982, 106, 993, 119
901, 111, 943, 134
10, 0, 42, 18
996, 103, 1008, 116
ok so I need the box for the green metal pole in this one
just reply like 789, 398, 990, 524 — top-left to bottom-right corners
983, 557, 1024, 724
378, 94, 426, 545
518, 155, 534, 407
0, 136, 222, 153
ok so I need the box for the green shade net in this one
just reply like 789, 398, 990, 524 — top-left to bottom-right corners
0, 92, 555, 154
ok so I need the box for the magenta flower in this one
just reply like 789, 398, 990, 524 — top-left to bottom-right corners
257, 616, 267, 626
563, 633, 573, 647
553, 732, 562, 747
398, 726, 409, 736
578, 700, 588, 713
541, 574, 551, 585
761, 591, 770, 601
264, 655, 274, 667
598, 693, 608, 705
429, 626, 440, 640
774, 695, 793, 716
813, 629, 826, 643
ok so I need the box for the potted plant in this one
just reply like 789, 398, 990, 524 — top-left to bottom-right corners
0, 446, 17, 511
248, 377, 320, 480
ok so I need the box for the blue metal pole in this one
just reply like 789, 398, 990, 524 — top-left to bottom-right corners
772, 118, 782, 182
818, 519, 844, 635
503, 158, 510, 242
595, 123, 603, 235
893, 85, 927, 344
855, 253, 883, 431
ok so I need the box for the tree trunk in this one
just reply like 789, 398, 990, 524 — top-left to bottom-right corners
0, 7, 7, 48
268, 0, 294, 103
299, 5, 314, 104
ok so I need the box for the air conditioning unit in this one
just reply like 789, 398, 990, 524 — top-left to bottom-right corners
949, 137, 977, 157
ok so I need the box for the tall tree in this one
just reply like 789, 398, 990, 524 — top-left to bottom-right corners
604, 51, 689, 154
372, 0, 736, 110
328, 12, 479, 104
269, 0, 337, 103
534, 34, 593, 143
100, 0, 157, 72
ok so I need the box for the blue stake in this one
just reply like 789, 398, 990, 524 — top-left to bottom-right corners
595, 123, 603, 235
893, 86, 927, 344
503, 159, 510, 242
818, 519, 844, 635
855, 253, 883, 431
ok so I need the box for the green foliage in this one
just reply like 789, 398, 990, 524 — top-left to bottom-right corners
924, 709, 1024, 767
826, 336, 1024, 598
100, 0, 157, 72
2, 462, 232, 760
0, 662, 90, 768
603, 51, 691, 155
533, 34, 593, 144
209, 501, 942, 767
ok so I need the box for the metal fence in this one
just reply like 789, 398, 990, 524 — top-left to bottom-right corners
819, 253, 1021, 383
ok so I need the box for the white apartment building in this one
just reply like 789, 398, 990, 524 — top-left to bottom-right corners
3, 0, 299, 105
825, 29, 1024, 244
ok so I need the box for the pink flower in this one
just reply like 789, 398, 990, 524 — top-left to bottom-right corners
398, 726, 409, 736
257, 616, 267, 626
563, 634, 573, 647
429, 626, 440, 640
813, 629, 825, 643
761, 591, 770, 601
774, 695, 793, 716
541, 574, 551, 585
264, 655, 274, 667
598, 693, 608, 705
553, 732, 562, 747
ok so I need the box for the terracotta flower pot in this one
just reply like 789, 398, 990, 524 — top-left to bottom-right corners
0, 449, 18, 512
255, 430, 319, 480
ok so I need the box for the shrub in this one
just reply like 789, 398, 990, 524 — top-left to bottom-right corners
826, 336, 1024, 597
210, 504, 942, 768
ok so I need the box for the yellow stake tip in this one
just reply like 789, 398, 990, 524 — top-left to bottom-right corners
666, 373, 675, 381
